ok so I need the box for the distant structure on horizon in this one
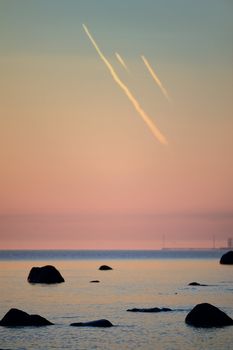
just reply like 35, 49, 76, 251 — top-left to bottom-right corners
161, 234, 217, 250
227, 237, 233, 249
219, 237, 233, 250
161, 236, 233, 250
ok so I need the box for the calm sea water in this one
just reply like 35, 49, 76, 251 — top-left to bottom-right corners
0, 250, 232, 350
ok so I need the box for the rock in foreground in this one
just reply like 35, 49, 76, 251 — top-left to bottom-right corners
0, 308, 53, 327
185, 303, 233, 327
70, 319, 113, 327
98, 265, 113, 271
127, 307, 172, 313
220, 251, 233, 265
28, 265, 65, 284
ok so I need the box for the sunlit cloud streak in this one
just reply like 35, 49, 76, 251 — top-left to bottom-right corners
141, 55, 171, 103
115, 52, 129, 72
82, 24, 168, 145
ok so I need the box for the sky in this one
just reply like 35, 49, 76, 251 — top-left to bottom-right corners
0, 0, 232, 249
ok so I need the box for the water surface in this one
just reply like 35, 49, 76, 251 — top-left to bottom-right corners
0, 250, 232, 349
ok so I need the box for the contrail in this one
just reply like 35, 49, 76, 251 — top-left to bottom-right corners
82, 24, 168, 145
141, 55, 171, 103
115, 52, 129, 72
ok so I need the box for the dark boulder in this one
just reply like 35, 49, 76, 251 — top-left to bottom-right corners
127, 307, 172, 313
0, 308, 53, 327
185, 303, 233, 327
188, 282, 207, 286
70, 319, 113, 327
99, 265, 112, 271
27, 265, 65, 284
220, 251, 233, 265
90, 280, 100, 283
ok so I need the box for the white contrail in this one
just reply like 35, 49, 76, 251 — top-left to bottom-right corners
82, 24, 168, 145
115, 52, 129, 72
141, 55, 171, 103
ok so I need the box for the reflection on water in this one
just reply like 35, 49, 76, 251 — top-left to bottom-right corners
0, 258, 232, 349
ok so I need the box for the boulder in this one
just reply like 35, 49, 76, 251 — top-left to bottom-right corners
127, 307, 172, 313
188, 282, 207, 286
70, 319, 113, 327
27, 265, 65, 284
99, 265, 112, 271
0, 308, 53, 327
220, 251, 233, 265
185, 303, 233, 327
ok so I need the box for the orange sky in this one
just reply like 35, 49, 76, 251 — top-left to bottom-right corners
0, 1, 232, 249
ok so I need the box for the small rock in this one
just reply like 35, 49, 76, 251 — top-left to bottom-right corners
70, 319, 113, 327
99, 265, 113, 270
188, 282, 207, 286
220, 251, 233, 265
185, 303, 233, 327
127, 307, 172, 313
0, 308, 53, 327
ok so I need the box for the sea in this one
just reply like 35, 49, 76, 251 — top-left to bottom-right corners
0, 249, 232, 350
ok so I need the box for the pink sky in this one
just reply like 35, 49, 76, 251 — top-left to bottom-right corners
0, 1, 232, 249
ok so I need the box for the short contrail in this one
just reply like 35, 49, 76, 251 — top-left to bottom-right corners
82, 24, 168, 145
141, 55, 171, 103
115, 52, 129, 72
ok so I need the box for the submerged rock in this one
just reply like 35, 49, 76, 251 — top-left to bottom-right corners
27, 265, 65, 284
188, 282, 207, 286
127, 307, 172, 313
98, 265, 113, 271
220, 251, 233, 265
185, 303, 233, 327
0, 308, 53, 327
70, 319, 113, 327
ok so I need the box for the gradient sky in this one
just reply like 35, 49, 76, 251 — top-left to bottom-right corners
0, 0, 233, 249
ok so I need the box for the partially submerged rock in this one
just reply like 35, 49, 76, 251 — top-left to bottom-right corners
220, 251, 233, 265
99, 265, 113, 271
27, 265, 65, 284
188, 282, 207, 286
0, 308, 53, 327
70, 319, 113, 327
185, 303, 233, 327
127, 307, 172, 313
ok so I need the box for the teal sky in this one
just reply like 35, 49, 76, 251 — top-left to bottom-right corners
0, 0, 232, 249
1, 1, 232, 60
